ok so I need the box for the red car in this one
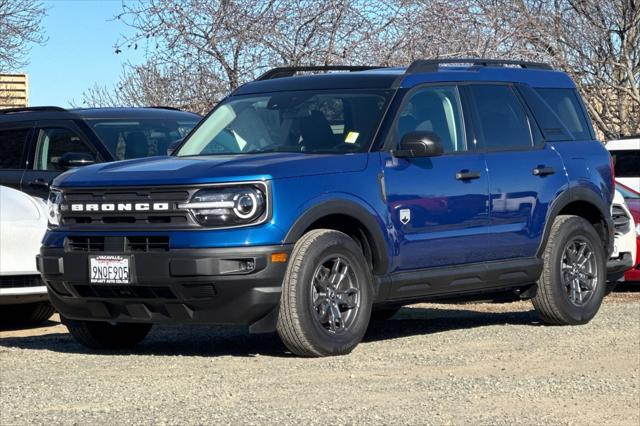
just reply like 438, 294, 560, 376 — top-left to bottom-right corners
617, 182, 640, 282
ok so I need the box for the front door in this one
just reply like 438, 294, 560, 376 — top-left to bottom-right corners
22, 122, 98, 199
383, 85, 490, 273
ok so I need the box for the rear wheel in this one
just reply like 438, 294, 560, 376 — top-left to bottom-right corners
0, 302, 55, 324
277, 229, 373, 357
532, 215, 606, 325
63, 317, 152, 350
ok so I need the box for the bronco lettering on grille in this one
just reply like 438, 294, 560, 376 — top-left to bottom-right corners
69, 203, 171, 212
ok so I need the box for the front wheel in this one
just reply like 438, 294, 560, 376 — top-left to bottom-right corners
532, 215, 607, 325
63, 317, 152, 350
277, 229, 373, 357
0, 302, 55, 324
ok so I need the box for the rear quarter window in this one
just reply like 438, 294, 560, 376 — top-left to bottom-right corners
535, 88, 593, 140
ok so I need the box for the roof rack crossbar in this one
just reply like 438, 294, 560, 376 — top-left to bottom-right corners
257, 65, 380, 81
406, 58, 553, 73
0, 106, 67, 115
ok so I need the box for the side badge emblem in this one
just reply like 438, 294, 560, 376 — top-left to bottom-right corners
399, 209, 411, 225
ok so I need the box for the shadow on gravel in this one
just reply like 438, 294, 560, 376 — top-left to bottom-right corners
0, 306, 542, 358
364, 306, 541, 342
0, 318, 59, 332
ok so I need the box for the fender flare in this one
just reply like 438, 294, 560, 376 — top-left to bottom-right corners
284, 199, 390, 275
536, 187, 613, 257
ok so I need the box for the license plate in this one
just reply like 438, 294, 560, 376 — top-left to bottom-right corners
89, 255, 131, 284
611, 244, 619, 259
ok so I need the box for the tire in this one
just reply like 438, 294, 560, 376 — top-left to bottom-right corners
277, 229, 373, 357
63, 317, 152, 350
0, 302, 55, 324
371, 307, 401, 321
532, 215, 607, 325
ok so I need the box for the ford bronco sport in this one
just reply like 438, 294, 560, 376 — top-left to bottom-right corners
39, 59, 614, 357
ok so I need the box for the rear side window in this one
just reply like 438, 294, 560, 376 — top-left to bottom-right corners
610, 150, 640, 177
535, 88, 592, 140
0, 128, 29, 169
468, 85, 533, 150
518, 86, 573, 141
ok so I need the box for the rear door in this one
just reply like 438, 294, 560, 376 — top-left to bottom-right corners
466, 84, 568, 260
0, 124, 33, 192
22, 120, 99, 199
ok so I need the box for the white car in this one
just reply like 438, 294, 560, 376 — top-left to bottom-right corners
0, 186, 54, 323
606, 137, 640, 192
607, 189, 637, 282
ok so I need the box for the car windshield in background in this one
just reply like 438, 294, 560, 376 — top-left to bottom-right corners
616, 184, 640, 199
90, 118, 199, 160
177, 90, 392, 156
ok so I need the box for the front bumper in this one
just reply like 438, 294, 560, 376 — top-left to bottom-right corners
38, 244, 292, 332
606, 252, 634, 281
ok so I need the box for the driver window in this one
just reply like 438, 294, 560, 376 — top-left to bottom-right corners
397, 86, 467, 153
34, 128, 95, 171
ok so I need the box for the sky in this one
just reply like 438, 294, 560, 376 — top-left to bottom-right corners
26, 0, 144, 107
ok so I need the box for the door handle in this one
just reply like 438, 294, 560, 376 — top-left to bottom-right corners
532, 166, 555, 176
27, 178, 50, 189
455, 170, 481, 180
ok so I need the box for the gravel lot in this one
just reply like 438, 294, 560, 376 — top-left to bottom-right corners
1, 291, 638, 425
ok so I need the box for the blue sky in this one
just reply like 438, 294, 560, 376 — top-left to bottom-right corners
26, 0, 144, 107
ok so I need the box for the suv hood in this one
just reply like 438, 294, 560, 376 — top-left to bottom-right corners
53, 152, 368, 188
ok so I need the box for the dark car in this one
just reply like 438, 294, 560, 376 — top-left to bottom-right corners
40, 60, 615, 357
0, 107, 200, 199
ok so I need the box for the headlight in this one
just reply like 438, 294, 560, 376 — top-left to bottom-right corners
179, 184, 267, 227
636, 223, 640, 235
47, 190, 63, 227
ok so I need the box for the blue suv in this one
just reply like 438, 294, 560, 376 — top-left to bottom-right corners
39, 59, 614, 357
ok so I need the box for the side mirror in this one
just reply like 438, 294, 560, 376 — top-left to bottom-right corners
57, 152, 95, 170
167, 139, 183, 156
393, 131, 444, 158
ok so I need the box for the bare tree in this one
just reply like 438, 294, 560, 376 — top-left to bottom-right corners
0, 0, 47, 72
486, 0, 640, 138
83, 0, 638, 138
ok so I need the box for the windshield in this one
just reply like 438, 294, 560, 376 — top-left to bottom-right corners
91, 118, 199, 160
617, 184, 640, 199
177, 90, 391, 156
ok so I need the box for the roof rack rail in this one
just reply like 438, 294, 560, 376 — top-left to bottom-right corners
0, 106, 67, 115
257, 65, 380, 81
406, 58, 553, 73
147, 105, 182, 111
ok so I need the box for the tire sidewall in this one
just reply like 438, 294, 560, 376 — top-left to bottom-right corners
292, 232, 373, 355
547, 217, 606, 323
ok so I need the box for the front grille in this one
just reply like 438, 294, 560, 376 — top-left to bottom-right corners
74, 285, 176, 299
65, 236, 170, 253
59, 187, 196, 229
612, 205, 631, 233
127, 236, 170, 252
0, 275, 44, 289
66, 236, 105, 252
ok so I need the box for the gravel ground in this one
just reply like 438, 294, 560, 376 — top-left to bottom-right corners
1, 291, 638, 425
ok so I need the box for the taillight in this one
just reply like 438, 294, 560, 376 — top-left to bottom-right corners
610, 154, 616, 190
